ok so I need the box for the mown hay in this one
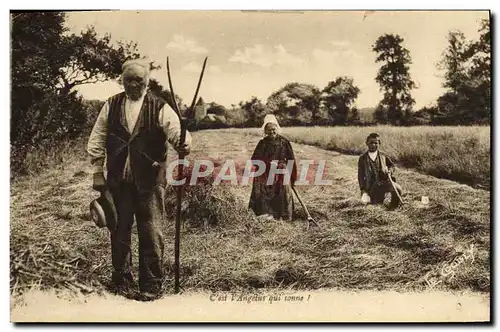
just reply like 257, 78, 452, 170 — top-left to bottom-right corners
163, 172, 257, 230
10, 234, 106, 296
10, 129, 490, 299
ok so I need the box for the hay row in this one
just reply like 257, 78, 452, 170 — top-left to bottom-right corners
10, 234, 108, 296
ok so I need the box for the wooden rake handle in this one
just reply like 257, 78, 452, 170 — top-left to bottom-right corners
292, 187, 319, 229
388, 173, 404, 205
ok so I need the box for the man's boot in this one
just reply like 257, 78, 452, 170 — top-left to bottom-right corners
112, 272, 136, 296
138, 279, 163, 301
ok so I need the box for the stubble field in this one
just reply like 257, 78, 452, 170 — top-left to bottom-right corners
10, 127, 490, 307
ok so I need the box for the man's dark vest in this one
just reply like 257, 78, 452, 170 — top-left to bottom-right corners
106, 92, 167, 191
368, 154, 383, 186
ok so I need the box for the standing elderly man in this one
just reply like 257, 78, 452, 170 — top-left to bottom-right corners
87, 58, 191, 300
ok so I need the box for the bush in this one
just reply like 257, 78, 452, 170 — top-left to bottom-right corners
225, 108, 248, 127
11, 93, 97, 177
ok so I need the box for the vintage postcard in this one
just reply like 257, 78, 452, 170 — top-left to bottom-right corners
9, 9, 491, 323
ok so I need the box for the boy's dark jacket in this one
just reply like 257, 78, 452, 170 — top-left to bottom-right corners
357, 151, 396, 193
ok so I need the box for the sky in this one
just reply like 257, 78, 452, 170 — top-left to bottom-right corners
65, 10, 489, 109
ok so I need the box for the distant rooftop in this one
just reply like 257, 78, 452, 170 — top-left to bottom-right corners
196, 97, 205, 106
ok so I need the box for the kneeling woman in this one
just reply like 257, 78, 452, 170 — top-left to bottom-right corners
249, 116, 297, 221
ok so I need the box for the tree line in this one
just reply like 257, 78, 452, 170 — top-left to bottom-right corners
229, 18, 490, 128
10, 12, 490, 174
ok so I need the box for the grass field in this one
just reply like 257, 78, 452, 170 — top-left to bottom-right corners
10, 129, 490, 302
231, 126, 490, 190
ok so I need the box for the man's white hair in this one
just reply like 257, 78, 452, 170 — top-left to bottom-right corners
122, 58, 151, 74
118, 58, 151, 85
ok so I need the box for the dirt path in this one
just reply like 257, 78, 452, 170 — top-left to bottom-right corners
10, 129, 490, 322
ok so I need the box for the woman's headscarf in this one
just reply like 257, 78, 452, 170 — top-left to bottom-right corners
261, 114, 281, 135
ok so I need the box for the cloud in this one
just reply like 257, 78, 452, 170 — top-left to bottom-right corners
166, 35, 208, 54
182, 62, 202, 73
182, 63, 221, 75
312, 40, 363, 60
208, 65, 222, 74
229, 44, 303, 68
330, 40, 351, 49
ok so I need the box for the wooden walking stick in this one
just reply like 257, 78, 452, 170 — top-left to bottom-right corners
167, 56, 208, 294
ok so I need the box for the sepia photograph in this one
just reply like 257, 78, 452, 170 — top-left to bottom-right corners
8, 7, 491, 323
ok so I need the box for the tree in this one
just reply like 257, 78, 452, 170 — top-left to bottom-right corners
207, 102, 227, 116
57, 26, 144, 95
373, 105, 388, 124
372, 34, 416, 125
11, 11, 148, 128
11, 12, 67, 144
348, 107, 361, 125
266, 83, 321, 125
147, 78, 183, 112
241, 97, 266, 127
438, 31, 469, 94
321, 77, 360, 125
434, 92, 460, 124
468, 18, 491, 123
434, 19, 491, 125
433, 30, 472, 124
11, 12, 66, 92
10, 11, 151, 174
410, 106, 434, 125
225, 106, 247, 127
469, 19, 490, 85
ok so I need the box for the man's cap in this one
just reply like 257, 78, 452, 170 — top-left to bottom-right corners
90, 190, 117, 232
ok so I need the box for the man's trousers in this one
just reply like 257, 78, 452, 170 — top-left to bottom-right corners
369, 180, 403, 208
109, 181, 166, 293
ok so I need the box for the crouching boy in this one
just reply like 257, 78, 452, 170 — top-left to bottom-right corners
358, 133, 403, 209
